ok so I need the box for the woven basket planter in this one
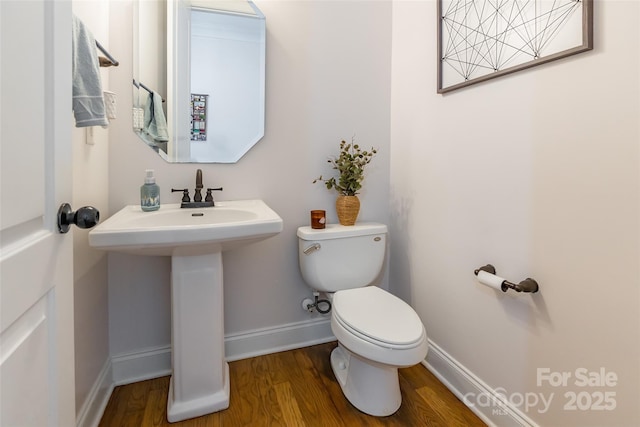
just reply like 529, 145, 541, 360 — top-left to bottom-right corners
335, 195, 360, 226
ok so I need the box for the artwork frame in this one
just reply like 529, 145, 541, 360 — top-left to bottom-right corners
190, 93, 209, 142
437, 0, 593, 94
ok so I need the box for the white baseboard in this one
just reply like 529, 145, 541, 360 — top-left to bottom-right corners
111, 345, 173, 386
79, 318, 334, 426
424, 339, 537, 427
225, 317, 335, 361
82, 322, 542, 427
109, 317, 334, 384
76, 359, 114, 427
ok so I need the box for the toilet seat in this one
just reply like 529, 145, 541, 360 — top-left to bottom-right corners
332, 287, 425, 349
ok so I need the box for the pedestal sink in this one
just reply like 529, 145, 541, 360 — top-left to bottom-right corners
89, 200, 283, 422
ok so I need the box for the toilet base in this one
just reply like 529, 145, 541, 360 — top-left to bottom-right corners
330, 343, 402, 417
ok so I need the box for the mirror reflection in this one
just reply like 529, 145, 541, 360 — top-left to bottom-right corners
133, 0, 266, 163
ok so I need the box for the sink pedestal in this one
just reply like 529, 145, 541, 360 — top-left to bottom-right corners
167, 252, 229, 422
88, 200, 284, 422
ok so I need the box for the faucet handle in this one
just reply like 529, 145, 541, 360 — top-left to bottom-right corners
205, 187, 223, 203
171, 188, 190, 202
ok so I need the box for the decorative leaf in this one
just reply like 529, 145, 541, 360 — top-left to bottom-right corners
313, 137, 378, 196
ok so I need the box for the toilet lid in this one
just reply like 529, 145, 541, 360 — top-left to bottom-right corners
333, 287, 424, 347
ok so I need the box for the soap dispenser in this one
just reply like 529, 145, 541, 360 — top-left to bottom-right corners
140, 169, 160, 211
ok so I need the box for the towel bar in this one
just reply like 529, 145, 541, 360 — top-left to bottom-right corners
96, 40, 118, 66
133, 79, 165, 102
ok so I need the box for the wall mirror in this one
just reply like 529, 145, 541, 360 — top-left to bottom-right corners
132, 0, 266, 163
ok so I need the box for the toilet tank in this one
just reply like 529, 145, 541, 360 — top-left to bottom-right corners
297, 223, 387, 293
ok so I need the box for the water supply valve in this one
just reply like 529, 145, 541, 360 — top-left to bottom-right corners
302, 292, 331, 314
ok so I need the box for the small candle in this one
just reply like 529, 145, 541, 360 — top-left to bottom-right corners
311, 210, 326, 229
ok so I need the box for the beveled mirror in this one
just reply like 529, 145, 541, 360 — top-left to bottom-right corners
132, 0, 266, 163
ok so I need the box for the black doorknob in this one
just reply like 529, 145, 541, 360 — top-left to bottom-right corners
57, 203, 100, 234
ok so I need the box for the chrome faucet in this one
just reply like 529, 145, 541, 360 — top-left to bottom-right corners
171, 169, 223, 208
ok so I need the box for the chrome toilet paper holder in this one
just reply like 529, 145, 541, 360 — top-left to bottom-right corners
474, 264, 539, 293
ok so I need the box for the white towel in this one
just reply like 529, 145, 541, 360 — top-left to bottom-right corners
143, 91, 169, 142
72, 15, 108, 128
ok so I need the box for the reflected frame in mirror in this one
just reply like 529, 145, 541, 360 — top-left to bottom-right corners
132, 0, 266, 163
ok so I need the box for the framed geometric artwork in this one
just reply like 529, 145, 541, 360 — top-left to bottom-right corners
438, 0, 593, 93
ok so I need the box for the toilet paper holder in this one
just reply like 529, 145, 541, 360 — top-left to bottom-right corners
474, 264, 539, 293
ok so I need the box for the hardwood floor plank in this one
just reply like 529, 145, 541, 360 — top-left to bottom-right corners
98, 385, 125, 427
402, 362, 485, 426
290, 346, 348, 427
127, 379, 153, 411
223, 358, 266, 426
395, 371, 448, 426
140, 389, 167, 427
273, 382, 307, 427
99, 342, 486, 427
183, 415, 220, 427
221, 357, 285, 426
415, 385, 467, 427
262, 350, 289, 385
250, 354, 286, 426
301, 343, 392, 427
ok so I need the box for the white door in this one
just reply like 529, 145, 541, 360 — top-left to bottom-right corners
1, 1, 75, 426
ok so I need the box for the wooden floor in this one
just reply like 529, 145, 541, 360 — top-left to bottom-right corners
99, 342, 485, 427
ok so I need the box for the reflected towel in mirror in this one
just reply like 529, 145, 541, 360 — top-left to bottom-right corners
143, 91, 169, 142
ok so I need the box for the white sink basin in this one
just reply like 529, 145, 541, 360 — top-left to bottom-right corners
89, 199, 283, 256
88, 198, 283, 421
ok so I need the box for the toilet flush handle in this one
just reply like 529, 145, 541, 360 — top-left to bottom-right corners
303, 243, 321, 255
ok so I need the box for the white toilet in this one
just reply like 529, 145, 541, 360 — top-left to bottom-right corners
297, 223, 428, 416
